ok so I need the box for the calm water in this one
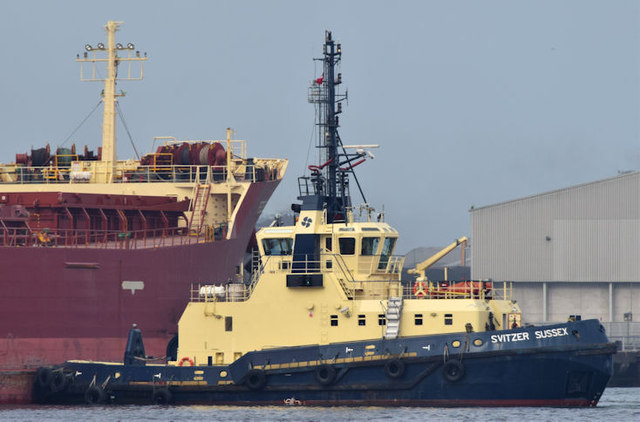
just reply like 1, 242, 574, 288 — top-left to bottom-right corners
0, 388, 638, 422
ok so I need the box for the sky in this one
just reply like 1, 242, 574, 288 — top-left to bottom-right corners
1, 1, 638, 254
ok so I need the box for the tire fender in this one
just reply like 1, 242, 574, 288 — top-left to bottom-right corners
314, 364, 337, 386
442, 360, 465, 383
384, 359, 406, 379
245, 369, 267, 390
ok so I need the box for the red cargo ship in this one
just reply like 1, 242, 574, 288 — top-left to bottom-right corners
0, 21, 287, 403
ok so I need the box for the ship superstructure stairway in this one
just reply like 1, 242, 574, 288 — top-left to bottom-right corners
384, 296, 403, 339
188, 184, 211, 234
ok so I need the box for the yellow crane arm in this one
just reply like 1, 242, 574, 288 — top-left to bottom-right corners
407, 236, 468, 279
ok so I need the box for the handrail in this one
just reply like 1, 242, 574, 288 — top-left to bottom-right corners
332, 254, 356, 299
0, 162, 282, 185
0, 223, 227, 249
247, 255, 268, 296
402, 280, 512, 301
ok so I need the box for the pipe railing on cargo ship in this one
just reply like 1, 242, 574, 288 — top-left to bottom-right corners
0, 163, 280, 184
0, 223, 228, 249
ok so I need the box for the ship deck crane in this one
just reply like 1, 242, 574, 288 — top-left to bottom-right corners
407, 236, 468, 282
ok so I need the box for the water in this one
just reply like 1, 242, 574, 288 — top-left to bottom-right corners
1, 388, 638, 422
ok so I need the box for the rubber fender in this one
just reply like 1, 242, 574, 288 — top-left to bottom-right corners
245, 369, 267, 390
84, 385, 107, 405
442, 360, 465, 383
384, 359, 406, 379
152, 388, 173, 405
49, 371, 68, 393
35, 368, 54, 389
315, 364, 337, 386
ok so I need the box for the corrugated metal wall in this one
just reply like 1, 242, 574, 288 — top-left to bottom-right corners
470, 172, 640, 282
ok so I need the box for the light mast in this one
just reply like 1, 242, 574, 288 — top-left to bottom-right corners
76, 20, 147, 183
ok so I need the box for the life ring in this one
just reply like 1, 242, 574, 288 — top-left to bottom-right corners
314, 364, 337, 386
384, 359, 406, 379
413, 281, 426, 297
152, 388, 173, 405
442, 360, 465, 383
245, 369, 267, 390
84, 385, 107, 404
178, 357, 194, 367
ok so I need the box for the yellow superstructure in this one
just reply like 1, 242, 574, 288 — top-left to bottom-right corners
173, 29, 521, 368
176, 208, 521, 366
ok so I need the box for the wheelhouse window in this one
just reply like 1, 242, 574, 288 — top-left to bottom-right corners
262, 238, 293, 256
361, 237, 380, 256
339, 237, 355, 255
377, 237, 397, 269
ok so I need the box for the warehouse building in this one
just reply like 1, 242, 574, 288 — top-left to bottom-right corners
470, 171, 639, 332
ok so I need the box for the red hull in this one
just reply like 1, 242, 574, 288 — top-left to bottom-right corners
0, 179, 280, 403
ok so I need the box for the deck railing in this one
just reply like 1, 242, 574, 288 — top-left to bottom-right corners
0, 224, 227, 249
0, 163, 279, 185
401, 280, 512, 301
189, 252, 506, 304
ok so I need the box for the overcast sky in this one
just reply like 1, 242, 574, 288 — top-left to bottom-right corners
1, 1, 638, 253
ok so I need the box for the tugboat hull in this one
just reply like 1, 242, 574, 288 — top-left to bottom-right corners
34, 319, 615, 407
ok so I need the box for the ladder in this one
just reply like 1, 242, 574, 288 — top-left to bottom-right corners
384, 296, 403, 340
188, 184, 211, 234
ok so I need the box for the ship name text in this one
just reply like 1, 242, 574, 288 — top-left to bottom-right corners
490, 332, 530, 343
491, 327, 569, 344
534, 327, 569, 340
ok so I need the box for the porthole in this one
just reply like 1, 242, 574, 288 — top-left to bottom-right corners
451, 340, 461, 348
473, 339, 483, 347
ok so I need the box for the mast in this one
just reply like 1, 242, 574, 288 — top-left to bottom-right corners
305, 31, 352, 223
102, 21, 118, 177
76, 20, 147, 183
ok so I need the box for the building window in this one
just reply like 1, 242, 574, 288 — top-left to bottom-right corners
330, 315, 338, 327
378, 314, 386, 326
225, 316, 233, 331
444, 314, 453, 326
415, 314, 423, 326
358, 314, 366, 326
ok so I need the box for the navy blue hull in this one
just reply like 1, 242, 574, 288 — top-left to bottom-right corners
33, 319, 615, 407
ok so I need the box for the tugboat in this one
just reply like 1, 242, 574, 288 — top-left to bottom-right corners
33, 31, 616, 407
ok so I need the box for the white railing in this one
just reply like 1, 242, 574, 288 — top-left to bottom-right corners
0, 163, 279, 185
